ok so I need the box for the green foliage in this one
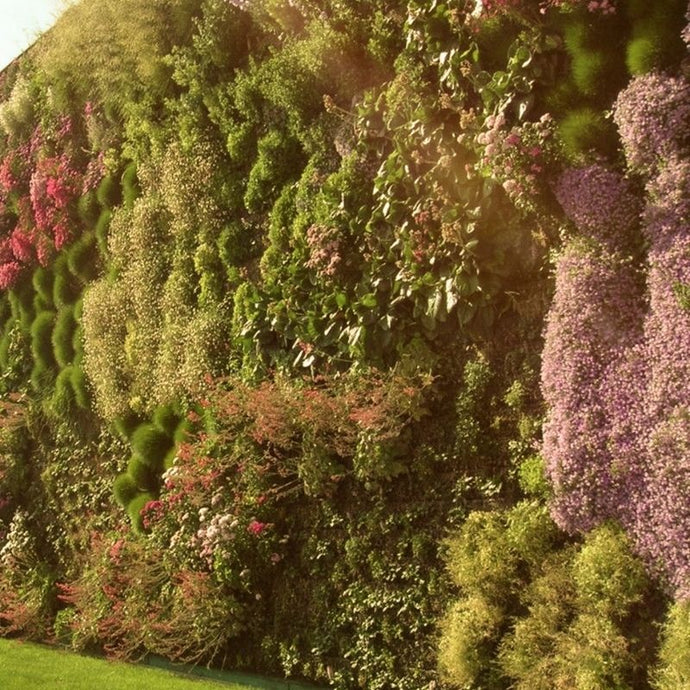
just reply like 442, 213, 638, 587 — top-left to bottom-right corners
625, 0, 686, 75
653, 601, 690, 689
440, 506, 658, 690
67, 232, 100, 284
152, 405, 179, 436
438, 594, 505, 689
77, 190, 101, 228
244, 130, 305, 214
30, 310, 56, 370
48, 366, 77, 417
127, 492, 154, 533
130, 423, 173, 469
31, 268, 54, 306
121, 162, 141, 207
127, 456, 158, 491
113, 473, 139, 508
52, 257, 81, 309
558, 107, 615, 161
70, 367, 90, 409
96, 174, 121, 210
51, 306, 77, 368
94, 208, 112, 258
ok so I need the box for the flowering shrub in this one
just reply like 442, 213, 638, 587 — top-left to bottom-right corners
541, 241, 645, 533
613, 73, 690, 179
543, 58, 690, 598
554, 163, 641, 248
476, 112, 559, 215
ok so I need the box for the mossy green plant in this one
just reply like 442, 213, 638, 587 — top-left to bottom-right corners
96, 173, 121, 209
31, 267, 54, 305
30, 310, 56, 369
121, 162, 140, 208
70, 366, 90, 408
113, 412, 142, 441
152, 405, 179, 436
52, 257, 81, 308
30, 359, 54, 392
113, 472, 139, 508
67, 232, 99, 284
127, 456, 157, 491
94, 208, 112, 258
51, 305, 77, 367
76, 189, 100, 227
127, 491, 154, 533
49, 366, 77, 416
130, 422, 173, 469
558, 107, 615, 160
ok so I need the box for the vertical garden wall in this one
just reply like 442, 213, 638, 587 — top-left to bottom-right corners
0, 0, 689, 687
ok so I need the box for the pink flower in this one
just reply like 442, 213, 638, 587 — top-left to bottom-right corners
247, 520, 268, 536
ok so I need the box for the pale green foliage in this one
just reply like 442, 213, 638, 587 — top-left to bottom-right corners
653, 600, 690, 689
0, 75, 36, 139
438, 594, 504, 688
35, 0, 200, 114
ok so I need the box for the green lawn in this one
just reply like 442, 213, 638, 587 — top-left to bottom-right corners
0, 639, 252, 689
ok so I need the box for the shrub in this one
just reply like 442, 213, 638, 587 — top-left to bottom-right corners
127, 492, 154, 533
70, 366, 90, 409
52, 258, 81, 309
127, 456, 157, 491
95, 174, 121, 209
121, 162, 140, 207
30, 310, 56, 370
113, 412, 142, 441
130, 422, 173, 468
51, 305, 77, 367
152, 405, 179, 436
31, 267, 54, 305
438, 594, 504, 688
558, 108, 615, 160
94, 208, 112, 258
653, 600, 690, 689
49, 366, 77, 416
76, 190, 100, 227
67, 232, 100, 284
113, 473, 139, 508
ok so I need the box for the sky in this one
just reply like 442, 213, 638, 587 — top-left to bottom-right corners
0, 0, 67, 71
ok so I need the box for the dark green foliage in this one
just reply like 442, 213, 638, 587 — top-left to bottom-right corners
113, 473, 139, 508
94, 208, 112, 258
67, 232, 100, 284
152, 405, 179, 436
243, 130, 305, 214
96, 174, 121, 209
52, 257, 81, 309
571, 49, 613, 98
30, 310, 56, 370
126, 456, 157, 491
77, 190, 100, 227
130, 422, 173, 469
8, 284, 35, 335
121, 162, 140, 208
31, 267, 54, 305
558, 108, 615, 160
113, 413, 143, 441
51, 306, 77, 368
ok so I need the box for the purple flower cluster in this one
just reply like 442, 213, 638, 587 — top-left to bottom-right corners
613, 73, 690, 179
541, 242, 644, 533
554, 164, 640, 249
543, 69, 690, 599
